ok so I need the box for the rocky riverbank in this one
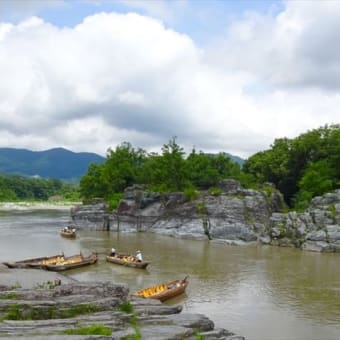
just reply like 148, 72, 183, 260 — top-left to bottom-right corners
70, 180, 340, 252
0, 267, 244, 339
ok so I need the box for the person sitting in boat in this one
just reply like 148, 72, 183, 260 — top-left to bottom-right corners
71, 228, 76, 233
110, 247, 116, 257
136, 250, 143, 262
63, 226, 68, 232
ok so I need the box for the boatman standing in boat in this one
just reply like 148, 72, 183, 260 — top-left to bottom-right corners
110, 247, 116, 257
136, 250, 143, 262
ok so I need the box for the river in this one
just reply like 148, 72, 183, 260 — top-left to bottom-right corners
0, 208, 339, 340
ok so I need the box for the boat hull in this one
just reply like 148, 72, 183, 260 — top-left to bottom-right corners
133, 277, 188, 302
3, 254, 65, 269
60, 230, 76, 239
43, 254, 98, 271
3, 253, 97, 272
106, 255, 149, 269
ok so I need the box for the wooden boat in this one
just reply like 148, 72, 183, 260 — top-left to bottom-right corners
3, 252, 98, 272
106, 253, 149, 269
3, 254, 65, 269
42, 253, 98, 272
60, 228, 76, 239
133, 277, 189, 302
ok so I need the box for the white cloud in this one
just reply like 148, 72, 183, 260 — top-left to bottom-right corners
217, 1, 340, 90
0, 3, 340, 159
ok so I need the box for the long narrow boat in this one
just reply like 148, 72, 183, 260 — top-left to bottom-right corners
133, 277, 189, 302
43, 253, 98, 272
3, 254, 65, 269
106, 253, 149, 269
3, 252, 98, 271
60, 229, 76, 239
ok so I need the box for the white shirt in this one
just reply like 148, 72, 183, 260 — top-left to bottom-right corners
136, 252, 143, 261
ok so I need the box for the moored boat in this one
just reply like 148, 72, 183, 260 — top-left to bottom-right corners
133, 276, 189, 302
3, 252, 98, 271
3, 254, 65, 269
60, 228, 76, 239
43, 253, 98, 272
106, 253, 149, 269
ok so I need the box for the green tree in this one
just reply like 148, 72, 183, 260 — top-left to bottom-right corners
243, 138, 292, 196
139, 137, 187, 192
211, 153, 242, 180
244, 124, 340, 208
138, 152, 165, 190
79, 163, 108, 200
294, 160, 335, 210
103, 142, 146, 194
0, 174, 79, 202
184, 149, 218, 189
159, 137, 186, 191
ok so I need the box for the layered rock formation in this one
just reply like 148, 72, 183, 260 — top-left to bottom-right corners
70, 180, 340, 252
269, 191, 340, 252
0, 280, 243, 339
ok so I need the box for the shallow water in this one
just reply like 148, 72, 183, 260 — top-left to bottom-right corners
1, 209, 340, 340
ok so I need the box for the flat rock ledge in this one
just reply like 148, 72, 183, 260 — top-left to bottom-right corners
0, 281, 244, 340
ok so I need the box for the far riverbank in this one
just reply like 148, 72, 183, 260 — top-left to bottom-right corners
0, 201, 79, 211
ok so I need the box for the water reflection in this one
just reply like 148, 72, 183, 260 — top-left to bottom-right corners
1, 210, 340, 340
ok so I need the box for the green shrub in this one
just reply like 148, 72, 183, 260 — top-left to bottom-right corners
58, 304, 99, 318
327, 204, 337, 218
197, 202, 207, 215
0, 292, 20, 299
63, 323, 112, 335
1, 304, 23, 320
109, 192, 124, 210
119, 301, 133, 313
208, 187, 222, 196
184, 187, 200, 201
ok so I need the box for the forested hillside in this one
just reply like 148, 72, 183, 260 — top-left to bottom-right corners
0, 147, 105, 180
0, 175, 79, 202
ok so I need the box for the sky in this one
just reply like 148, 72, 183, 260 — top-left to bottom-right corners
0, 0, 339, 159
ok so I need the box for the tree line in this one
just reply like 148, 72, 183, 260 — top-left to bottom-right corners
1, 124, 339, 211
80, 125, 340, 211
0, 175, 79, 202
79, 137, 248, 208
243, 124, 340, 210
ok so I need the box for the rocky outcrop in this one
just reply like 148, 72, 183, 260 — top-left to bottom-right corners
70, 181, 340, 252
269, 190, 340, 252
71, 180, 285, 241
0, 281, 243, 339
70, 198, 110, 230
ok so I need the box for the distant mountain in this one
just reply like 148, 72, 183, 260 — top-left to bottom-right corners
206, 152, 245, 166
223, 153, 245, 166
0, 147, 105, 181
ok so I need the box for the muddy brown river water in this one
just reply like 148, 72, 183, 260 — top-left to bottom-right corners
0, 208, 339, 340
